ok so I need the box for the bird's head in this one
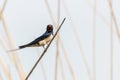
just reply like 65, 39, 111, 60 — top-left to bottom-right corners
47, 24, 53, 32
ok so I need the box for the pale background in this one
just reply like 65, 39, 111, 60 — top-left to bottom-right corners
0, 0, 120, 80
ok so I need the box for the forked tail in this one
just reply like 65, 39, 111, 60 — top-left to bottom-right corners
7, 44, 28, 52
19, 44, 28, 49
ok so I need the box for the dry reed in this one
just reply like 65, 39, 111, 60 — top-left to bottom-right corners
93, 0, 97, 80
61, 0, 92, 80
54, 0, 61, 80
0, 56, 12, 80
36, 48, 47, 80
0, 1, 26, 80
109, 0, 114, 80
59, 37, 76, 80
59, 56, 66, 80
108, 0, 120, 39
25, 18, 66, 80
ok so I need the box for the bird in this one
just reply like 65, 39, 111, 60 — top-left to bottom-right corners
19, 24, 54, 49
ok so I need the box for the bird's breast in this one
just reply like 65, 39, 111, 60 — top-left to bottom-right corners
39, 35, 53, 46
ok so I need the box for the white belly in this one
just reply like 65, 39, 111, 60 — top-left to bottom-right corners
39, 35, 53, 46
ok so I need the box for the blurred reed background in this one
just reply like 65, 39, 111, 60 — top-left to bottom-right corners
0, 0, 120, 80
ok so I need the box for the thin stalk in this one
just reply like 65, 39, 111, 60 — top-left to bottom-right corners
36, 49, 47, 80
0, 34, 8, 50
55, 0, 61, 80
1, 0, 7, 14
44, 0, 56, 26
0, 56, 12, 80
109, 0, 113, 80
0, 73, 3, 80
55, 47, 59, 80
59, 37, 76, 80
1, 15, 26, 80
25, 18, 66, 80
59, 56, 66, 80
108, 0, 120, 39
61, 0, 92, 80
93, 0, 97, 80
40, 63, 47, 80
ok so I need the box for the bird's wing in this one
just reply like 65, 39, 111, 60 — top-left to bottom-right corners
26, 31, 52, 46
34, 32, 52, 42
19, 31, 53, 49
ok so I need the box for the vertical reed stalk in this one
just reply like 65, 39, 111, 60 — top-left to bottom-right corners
0, 73, 3, 80
1, 0, 7, 14
44, 0, 56, 26
109, 0, 113, 80
0, 56, 12, 80
0, 1, 26, 80
1, 16, 26, 80
59, 56, 66, 80
108, 0, 120, 39
55, 0, 61, 80
93, 0, 97, 80
61, 0, 92, 80
59, 37, 76, 80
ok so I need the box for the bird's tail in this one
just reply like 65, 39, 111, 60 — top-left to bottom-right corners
7, 44, 28, 52
7, 48, 20, 52
19, 44, 28, 49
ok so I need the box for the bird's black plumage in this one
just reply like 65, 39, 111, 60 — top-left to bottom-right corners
19, 25, 53, 49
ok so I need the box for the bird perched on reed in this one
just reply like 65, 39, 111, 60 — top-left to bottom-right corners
19, 24, 54, 49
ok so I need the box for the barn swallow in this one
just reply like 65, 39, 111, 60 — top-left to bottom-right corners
19, 24, 54, 49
